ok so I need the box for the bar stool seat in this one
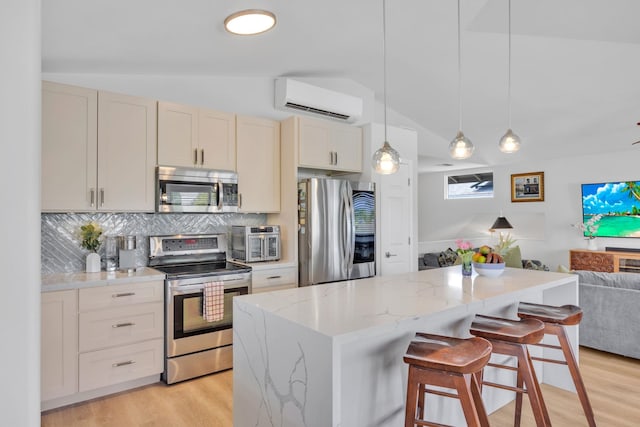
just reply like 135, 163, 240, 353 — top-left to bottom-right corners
403, 333, 492, 427
517, 302, 596, 427
470, 314, 551, 427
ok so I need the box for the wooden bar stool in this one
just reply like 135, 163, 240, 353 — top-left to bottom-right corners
403, 332, 492, 427
517, 302, 596, 427
469, 314, 551, 427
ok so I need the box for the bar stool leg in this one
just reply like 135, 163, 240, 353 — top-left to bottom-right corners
514, 369, 523, 427
549, 323, 597, 427
489, 340, 552, 427
404, 366, 420, 427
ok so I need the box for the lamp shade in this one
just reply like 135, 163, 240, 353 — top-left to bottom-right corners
372, 141, 400, 174
490, 216, 513, 231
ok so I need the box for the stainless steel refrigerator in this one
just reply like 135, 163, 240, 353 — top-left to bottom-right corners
298, 178, 375, 286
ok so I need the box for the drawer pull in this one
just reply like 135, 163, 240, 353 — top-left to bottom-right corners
112, 292, 136, 298
267, 275, 282, 280
112, 322, 135, 328
112, 360, 135, 368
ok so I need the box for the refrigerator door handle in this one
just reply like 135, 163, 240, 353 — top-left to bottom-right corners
344, 183, 355, 276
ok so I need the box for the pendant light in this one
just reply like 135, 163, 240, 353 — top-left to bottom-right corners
498, 0, 521, 153
449, 0, 474, 160
372, 0, 400, 175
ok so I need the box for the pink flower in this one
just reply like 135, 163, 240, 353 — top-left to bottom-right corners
456, 239, 473, 252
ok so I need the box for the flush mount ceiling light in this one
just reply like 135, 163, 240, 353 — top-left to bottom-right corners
498, 0, 522, 154
372, 0, 400, 175
224, 9, 276, 35
449, 0, 474, 160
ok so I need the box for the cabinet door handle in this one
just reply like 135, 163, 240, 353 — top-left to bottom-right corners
112, 292, 136, 298
112, 360, 135, 368
100, 188, 105, 207
194, 148, 198, 165
334, 151, 338, 165
267, 275, 282, 280
238, 193, 242, 209
90, 188, 95, 207
201, 149, 204, 165
385, 252, 397, 258
329, 152, 334, 165
112, 322, 135, 328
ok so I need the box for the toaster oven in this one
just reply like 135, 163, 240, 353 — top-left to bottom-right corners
231, 225, 281, 262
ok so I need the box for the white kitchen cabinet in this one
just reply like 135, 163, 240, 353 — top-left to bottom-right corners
42, 81, 98, 211
251, 265, 297, 293
158, 101, 236, 171
41, 81, 157, 212
77, 280, 164, 392
236, 115, 281, 213
41, 290, 78, 401
298, 116, 362, 172
97, 91, 157, 211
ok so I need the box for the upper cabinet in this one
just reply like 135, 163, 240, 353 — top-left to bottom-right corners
41, 81, 157, 212
297, 116, 362, 173
42, 82, 98, 211
236, 116, 280, 213
157, 101, 236, 171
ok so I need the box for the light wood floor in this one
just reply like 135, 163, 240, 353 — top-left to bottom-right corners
42, 347, 639, 426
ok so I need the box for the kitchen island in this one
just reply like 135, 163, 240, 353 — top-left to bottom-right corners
233, 266, 578, 427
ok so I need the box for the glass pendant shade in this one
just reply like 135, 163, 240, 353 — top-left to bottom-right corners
372, 141, 400, 174
449, 131, 474, 160
499, 128, 521, 153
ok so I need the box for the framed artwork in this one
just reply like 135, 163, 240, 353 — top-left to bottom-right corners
511, 171, 544, 202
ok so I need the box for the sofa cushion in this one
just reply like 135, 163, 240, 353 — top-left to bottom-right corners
522, 259, 549, 271
437, 248, 458, 267
503, 246, 522, 268
422, 253, 440, 269
576, 270, 640, 291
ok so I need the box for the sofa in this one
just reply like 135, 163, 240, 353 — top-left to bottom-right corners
418, 246, 549, 271
576, 270, 640, 359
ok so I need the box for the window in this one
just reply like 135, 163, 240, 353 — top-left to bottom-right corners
446, 172, 493, 199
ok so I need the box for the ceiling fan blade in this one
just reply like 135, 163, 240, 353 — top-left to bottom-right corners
633, 141, 640, 145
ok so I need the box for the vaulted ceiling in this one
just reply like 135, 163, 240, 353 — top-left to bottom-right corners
42, 0, 640, 171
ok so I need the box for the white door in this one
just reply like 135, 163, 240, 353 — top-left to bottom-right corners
380, 162, 413, 276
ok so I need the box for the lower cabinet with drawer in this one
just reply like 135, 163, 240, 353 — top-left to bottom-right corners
41, 279, 165, 411
252, 264, 297, 293
77, 280, 164, 392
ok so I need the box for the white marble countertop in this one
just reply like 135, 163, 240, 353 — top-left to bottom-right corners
41, 267, 166, 292
235, 266, 577, 339
230, 259, 296, 271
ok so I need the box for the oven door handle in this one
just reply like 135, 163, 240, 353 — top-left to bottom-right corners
169, 278, 248, 292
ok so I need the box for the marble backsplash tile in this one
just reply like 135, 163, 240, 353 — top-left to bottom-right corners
42, 212, 266, 274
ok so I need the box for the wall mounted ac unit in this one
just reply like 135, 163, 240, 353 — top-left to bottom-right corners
275, 78, 363, 123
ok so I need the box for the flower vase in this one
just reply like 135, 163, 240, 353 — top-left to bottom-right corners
462, 260, 472, 276
587, 238, 597, 251
86, 252, 101, 273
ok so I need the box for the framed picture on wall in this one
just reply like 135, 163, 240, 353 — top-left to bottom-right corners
511, 171, 544, 202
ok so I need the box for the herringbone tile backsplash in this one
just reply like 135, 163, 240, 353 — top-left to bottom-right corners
41, 212, 266, 274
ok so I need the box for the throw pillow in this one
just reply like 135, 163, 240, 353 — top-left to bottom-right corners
503, 246, 522, 268
438, 248, 459, 267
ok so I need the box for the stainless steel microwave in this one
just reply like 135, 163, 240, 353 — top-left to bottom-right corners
231, 225, 281, 262
156, 166, 239, 213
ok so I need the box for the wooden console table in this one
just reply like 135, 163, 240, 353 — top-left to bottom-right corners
569, 249, 640, 273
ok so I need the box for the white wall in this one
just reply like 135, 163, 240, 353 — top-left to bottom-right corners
418, 149, 640, 270
40, 73, 375, 126
0, 0, 41, 425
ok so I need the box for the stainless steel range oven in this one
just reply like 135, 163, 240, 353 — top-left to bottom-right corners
149, 233, 251, 384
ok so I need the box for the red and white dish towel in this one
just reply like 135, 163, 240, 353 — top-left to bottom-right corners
203, 281, 224, 322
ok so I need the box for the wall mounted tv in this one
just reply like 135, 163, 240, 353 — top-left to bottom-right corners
581, 181, 640, 238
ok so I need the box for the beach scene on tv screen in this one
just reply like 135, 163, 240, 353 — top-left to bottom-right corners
582, 181, 640, 238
